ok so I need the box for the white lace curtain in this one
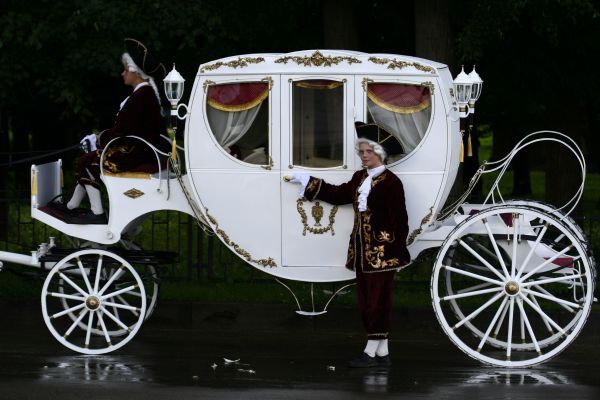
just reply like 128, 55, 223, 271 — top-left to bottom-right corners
366, 84, 432, 154
206, 83, 268, 152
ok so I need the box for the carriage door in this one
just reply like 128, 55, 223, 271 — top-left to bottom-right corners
280, 76, 356, 268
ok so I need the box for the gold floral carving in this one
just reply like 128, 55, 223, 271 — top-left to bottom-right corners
200, 57, 265, 73
275, 51, 361, 67
202, 80, 215, 92
368, 57, 435, 74
205, 210, 277, 268
123, 188, 144, 199
407, 206, 434, 245
297, 198, 338, 236
421, 81, 435, 95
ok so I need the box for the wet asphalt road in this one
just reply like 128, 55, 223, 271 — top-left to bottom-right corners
0, 299, 599, 399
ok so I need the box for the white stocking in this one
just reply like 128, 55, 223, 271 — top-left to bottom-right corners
376, 339, 389, 356
84, 185, 104, 215
67, 184, 86, 210
363, 340, 380, 357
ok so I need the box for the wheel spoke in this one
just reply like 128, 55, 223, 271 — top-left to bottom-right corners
516, 297, 542, 354
103, 300, 140, 313
458, 239, 507, 281
506, 297, 515, 360
100, 306, 130, 331
116, 294, 140, 316
442, 287, 502, 301
493, 299, 510, 338
443, 265, 504, 286
477, 296, 509, 352
521, 273, 583, 288
530, 293, 554, 333
97, 312, 112, 346
84, 310, 95, 348
511, 215, 519, 278
482, 218, 510, 278
453, 292, 505, 330
102, 284, 138, 301
98, 266, 125, 296
516, 223, 549, 279
58, 272, 89, 297
63, 308, 89, 338
519, 293, 566, 335
76, 258, 93, 294
93, 255, 103, 293
52, 302, 86, 319
457, 282, 494, 294
48, 292, 85, 301
521, 287, 580, 310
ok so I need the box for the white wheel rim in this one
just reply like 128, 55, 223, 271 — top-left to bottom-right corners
432, 205, 595, 367
41, 249, 147, 355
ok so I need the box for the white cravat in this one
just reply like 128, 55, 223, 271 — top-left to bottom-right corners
119, 82, 150, 110
357, 165, 385, 212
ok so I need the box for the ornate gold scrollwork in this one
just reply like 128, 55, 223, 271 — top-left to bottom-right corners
275, 51, 361, 67
205, 210, 277, 268
200, 57, 266, 73
262, 76, 274, 90
296, 198, 338, 236
368, 57, 435, 74
407, 206, 434, 245
361, 77, 374, 92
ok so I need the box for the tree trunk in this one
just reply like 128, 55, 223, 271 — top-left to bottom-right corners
322, 0, 358, 49
414, 0, 453, 65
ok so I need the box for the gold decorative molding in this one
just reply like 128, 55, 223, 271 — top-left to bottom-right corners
361, 77, 373, 92
368, 57, 435, 74
262, 76, 274, 90
407, 206, 434, 245
203, 80, 215, 92
124, 188, 144, 199
275, 51, 361, 67
200, 57, 265, 73
205, 210, 276, 268
296, 198, 338, 236
421, 81, 435, 95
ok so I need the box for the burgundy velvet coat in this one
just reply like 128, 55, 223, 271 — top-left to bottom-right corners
304, 169, 410, 273
99, 84, 169, 173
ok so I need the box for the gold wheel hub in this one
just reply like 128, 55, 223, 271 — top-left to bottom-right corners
505, 281, 520, 296
85, 296, 101, 310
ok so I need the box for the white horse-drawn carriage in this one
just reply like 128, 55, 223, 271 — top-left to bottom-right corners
0, 50, 595, 367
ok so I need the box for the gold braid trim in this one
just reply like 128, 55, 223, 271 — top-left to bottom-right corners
367, 89, 431, 114
206, 210, 277, 268
407, 206, 434, 245
207, 88, 269, 112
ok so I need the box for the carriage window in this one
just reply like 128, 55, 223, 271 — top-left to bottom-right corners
292, 80, 344, 168
206, 82, 269, 165
366, 83, 431, 162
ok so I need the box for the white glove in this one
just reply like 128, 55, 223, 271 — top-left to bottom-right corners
80, 133, 97, 152
288, 173, 310, 197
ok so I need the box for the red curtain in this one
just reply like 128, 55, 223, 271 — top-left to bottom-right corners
207, 83, 269, 112
367, 84, 430, 114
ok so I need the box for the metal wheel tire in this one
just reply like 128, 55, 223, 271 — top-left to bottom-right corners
57, 263, 158, 337
41, 249, 147, 354
431, 205, 595, 367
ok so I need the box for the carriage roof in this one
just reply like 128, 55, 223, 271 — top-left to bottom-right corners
197, 50, 449, 76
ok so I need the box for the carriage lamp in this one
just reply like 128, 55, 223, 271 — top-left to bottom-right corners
163, 64, 185, 115
453, 65, 473, 118
468, 65, 483, 114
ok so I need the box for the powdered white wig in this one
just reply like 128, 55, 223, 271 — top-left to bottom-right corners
356, 138, 388, 163
121, 52, 161, 102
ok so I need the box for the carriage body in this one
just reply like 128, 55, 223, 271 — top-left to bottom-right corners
184, 50, 461, 282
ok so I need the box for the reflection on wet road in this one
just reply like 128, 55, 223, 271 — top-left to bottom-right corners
0, 300, 598, 399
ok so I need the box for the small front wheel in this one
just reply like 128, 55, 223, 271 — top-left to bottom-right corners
41, 249, 147, 354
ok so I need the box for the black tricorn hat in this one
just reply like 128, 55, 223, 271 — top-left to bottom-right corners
355, 121, 404, 158
124, 38, 166, 78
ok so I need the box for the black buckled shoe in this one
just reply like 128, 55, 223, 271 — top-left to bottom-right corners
348, 352, 377, 368
45, 196, 70, 214
375, 354, 391, 367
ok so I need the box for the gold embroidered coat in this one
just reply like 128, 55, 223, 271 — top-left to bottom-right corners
304, 169, 410, 273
